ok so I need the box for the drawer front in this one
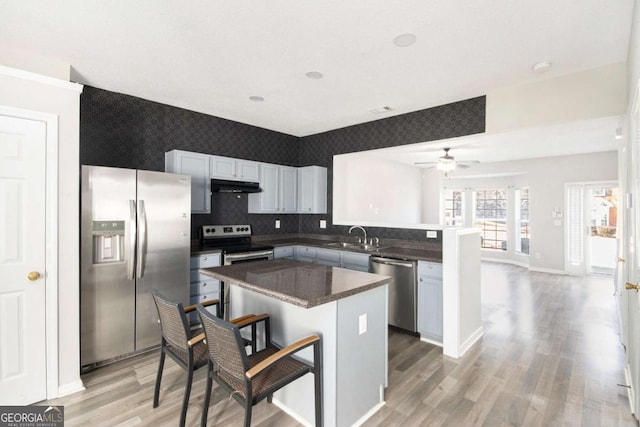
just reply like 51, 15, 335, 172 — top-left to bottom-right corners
190, 279, 221, 297
190, 253, 221, 269
190, 270, 218, 283
418, 261, 442, 278
188, 292, 220, 323
190, 291, 220, 304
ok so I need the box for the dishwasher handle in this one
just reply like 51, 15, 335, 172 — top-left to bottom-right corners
370, 256, 415, 268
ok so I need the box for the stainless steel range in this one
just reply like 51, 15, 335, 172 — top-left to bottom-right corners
200, 224, 273, 316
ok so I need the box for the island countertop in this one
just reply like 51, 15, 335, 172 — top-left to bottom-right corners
200, 259, 390, 308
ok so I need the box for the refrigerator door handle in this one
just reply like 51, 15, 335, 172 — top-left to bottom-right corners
136, 200, 147, 278
127, 200, 137, 280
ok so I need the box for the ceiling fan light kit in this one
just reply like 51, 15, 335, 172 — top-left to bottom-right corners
414, 147, 479, 177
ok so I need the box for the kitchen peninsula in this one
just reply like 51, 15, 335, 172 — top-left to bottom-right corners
200, 259, 390, 427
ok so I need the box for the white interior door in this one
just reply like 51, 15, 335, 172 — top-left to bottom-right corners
0, 114, 47, 404
624, 86, 640, 420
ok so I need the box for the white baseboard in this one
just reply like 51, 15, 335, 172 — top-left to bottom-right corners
458, 326, 484, 358
625, 364, 636, 415
445, 326, 484, 359
528, 266, 566, 275
352, 401, 385, 427
482, 257, 529, 269
419, 336, 443, 347
482, 258, 567, 275
273, 393, 385, 427
56, 380, 85, 398
272, 398, 312, 427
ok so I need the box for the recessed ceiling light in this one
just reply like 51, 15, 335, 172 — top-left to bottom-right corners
393, 33, 416, 47
305, 71, 324, 79
249, 96, 264, 102
532, 61, 552, 73
369, 106, 393, 114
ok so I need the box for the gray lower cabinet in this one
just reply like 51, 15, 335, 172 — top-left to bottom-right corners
295, 246, 317, 263
189, 253, 221, 324
316, 248, 341, 267
273, 246, 295, 259
340, 251, 370, 272
417, 261, 443, 343
278, 245, 370, 272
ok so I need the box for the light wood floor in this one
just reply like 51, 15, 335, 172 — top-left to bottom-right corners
44, 262, 639, 426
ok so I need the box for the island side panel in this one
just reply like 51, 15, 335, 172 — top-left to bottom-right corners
336, 284, 388, 427
230, 284, 339, 427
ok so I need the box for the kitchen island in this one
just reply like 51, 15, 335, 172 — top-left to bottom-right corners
200, 259, 390, 427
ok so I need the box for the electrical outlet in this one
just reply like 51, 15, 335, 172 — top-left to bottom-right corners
359, 313, 367, 335
275, 219, 280, 229
426, 230, 437, 239
320, 219, 327, 229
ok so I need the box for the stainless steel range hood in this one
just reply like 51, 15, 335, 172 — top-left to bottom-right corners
211, 179, 261, 193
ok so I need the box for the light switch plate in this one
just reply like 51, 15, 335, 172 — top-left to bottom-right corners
320, 220, 327, 229
275, 219, 281, 229
359, 313, 367, 335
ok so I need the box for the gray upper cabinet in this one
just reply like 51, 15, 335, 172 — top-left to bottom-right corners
210, 155, 260, 182
165, 149, 210, 214
248, 163, 297, 214
166, 149, 326, 215
297, 166, 327, 214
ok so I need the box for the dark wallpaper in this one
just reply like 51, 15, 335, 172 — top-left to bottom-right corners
80, 86, 485, 240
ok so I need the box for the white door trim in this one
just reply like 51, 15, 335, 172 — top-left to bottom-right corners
564, 180, 619, 275
0, 104, 60, 399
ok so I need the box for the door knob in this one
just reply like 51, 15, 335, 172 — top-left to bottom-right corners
618, 257, 626, 263
27, 271, 41, 281
626, 282, 639, 291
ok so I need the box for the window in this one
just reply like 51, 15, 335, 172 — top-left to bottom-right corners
443, 189, 464, 226
474, 189, 507, 250
515, 188, 530, 255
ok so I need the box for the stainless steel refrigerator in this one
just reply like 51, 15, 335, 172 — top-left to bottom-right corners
80, 165, 191, 368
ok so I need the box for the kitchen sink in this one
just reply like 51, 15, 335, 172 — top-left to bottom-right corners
323, 242, 386, 252
324, 242, 356, 248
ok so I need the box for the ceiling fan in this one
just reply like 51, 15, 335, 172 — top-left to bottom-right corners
414, 148, 479, 176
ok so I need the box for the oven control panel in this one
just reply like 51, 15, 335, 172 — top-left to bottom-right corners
201, 224, 252, 238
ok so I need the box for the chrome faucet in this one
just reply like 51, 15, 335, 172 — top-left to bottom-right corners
348, 225, 367, 244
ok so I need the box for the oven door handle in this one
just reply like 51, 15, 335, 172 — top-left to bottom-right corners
224, 250, 274, 261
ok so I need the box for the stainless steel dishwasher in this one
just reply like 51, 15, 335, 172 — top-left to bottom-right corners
369, 255, 418, 333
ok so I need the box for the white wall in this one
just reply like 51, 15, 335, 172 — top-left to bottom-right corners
333, 152, 423, 225
486, 63, 627, 133
0, 66, 82, 395
441, 151, 618, 272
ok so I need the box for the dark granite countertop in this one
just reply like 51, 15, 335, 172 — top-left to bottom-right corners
190, 242, 223, 256
191, 234, 442, 262
258, 236, 442, 262
200, 259, 390, 308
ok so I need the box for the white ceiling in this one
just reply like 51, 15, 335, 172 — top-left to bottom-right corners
0, 1, 633, 138
368, 115, 622, 167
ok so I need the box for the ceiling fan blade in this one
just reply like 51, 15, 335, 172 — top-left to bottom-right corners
414, 161, 438, 165
457, 163, 471, 169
